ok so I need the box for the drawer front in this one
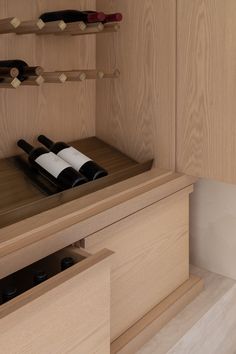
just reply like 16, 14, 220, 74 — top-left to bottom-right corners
0, 249, 112, 354
84, 189, 190, 341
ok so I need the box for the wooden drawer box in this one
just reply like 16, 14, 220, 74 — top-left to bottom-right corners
0, 247, 112, 354
83, 188, 190, 341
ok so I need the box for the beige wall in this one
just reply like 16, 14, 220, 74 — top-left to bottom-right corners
190, 179, 236, 280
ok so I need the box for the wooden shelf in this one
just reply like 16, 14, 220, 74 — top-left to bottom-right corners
0, 137, 153, 229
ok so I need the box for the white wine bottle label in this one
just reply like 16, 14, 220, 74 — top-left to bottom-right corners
35, 152, 71, 178
58, 147, 91, 171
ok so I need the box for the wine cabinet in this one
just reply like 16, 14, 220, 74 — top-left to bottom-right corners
0, 1, 206, 353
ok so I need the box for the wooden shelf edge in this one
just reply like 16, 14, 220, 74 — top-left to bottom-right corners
111, 274, 204, 354
0, 171, 197, 258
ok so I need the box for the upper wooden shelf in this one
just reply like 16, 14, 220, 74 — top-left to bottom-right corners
0, 17, 120, 36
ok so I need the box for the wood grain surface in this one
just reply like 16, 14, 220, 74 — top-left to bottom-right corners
112, 274, 204, 354
0, 0, 96, 159
0, 170, 195, 260
177, 0, 236, 183
0, 249, 112, 354
96, 0, 176, 170
0, 137, 152, 228
0, 175, 196, 279
85, 189, 190, 341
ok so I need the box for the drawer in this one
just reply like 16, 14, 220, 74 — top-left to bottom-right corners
0, 246, 113, 354
83, 188, 190, 341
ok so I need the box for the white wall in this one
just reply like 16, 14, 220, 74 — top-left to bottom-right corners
190, 179, 236, 280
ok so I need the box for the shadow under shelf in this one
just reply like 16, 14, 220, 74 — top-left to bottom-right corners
0, 137, 153, 229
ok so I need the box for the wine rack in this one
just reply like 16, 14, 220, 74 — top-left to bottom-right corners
0, 69, 120, 88
44, 69, 120, 83
0, 17, 120, 36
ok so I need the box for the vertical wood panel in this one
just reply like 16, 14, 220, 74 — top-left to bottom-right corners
96, 0, 176, 170
85, 191, 190, 340
0, 0, 96, 158
177, 0, 236, 183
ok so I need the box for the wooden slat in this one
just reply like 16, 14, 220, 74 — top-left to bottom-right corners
0, 17, 21, 34
15, 19, 45, 34
36, 20, 66, 34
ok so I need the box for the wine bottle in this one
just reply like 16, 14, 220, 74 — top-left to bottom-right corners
17, 139, 87, 190
84, 11, 123, 23
0, 60, 43, 82
38, 135, 108, 181
2, 286, 18, 303
104, 13, 123, 23
0, 67, 19, 79
33, 270, 48, 285
61, 257, 75, 271
40, 10, 106, 24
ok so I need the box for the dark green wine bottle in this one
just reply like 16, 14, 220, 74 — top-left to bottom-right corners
2, 286, 18, 303
33, 270, 48, 285
61, 257, 75, 271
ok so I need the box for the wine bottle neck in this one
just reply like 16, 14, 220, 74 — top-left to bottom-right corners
38, 135, 54, 149
87, 12, 106, 22
17, 139, 34, 154
104, 13, 123, 23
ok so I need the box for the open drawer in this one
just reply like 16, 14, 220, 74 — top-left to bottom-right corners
0, 246, 113, 354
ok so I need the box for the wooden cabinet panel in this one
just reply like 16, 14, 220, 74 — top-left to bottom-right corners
84, 188, 190, 341
0, 249, 112, 354
96, 0, 176, 170
177, 0, 236, 183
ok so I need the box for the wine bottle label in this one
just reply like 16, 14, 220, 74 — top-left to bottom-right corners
35, 152, 71, 178
58, 147, 91, 171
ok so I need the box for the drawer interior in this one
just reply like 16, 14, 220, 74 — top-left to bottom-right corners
0, 137, 152, 229
0, 246, 93, 318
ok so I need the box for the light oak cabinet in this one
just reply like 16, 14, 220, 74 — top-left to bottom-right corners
1, 0, 233, 352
